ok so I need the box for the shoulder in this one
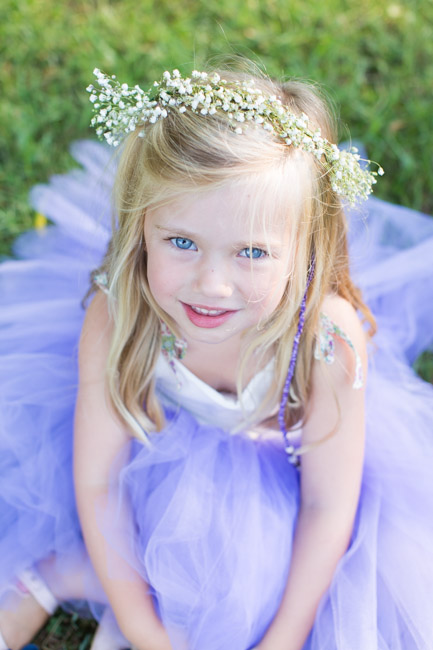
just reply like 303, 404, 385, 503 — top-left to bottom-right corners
75, 291, 131, 485
300, 295, 367, 511
320, 294, 365, 342
78, 290, 113, 382
315, 294, 367, 390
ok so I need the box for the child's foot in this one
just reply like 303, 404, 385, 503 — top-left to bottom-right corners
0, 569, 57, 650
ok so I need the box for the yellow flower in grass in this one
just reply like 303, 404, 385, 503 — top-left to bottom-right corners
34, 212, 47, 230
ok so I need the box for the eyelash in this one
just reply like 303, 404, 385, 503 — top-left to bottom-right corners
167, 237, 268, 259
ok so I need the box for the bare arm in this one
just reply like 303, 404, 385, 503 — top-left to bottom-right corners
74, 292, 172, 650
256, 297, 367, 650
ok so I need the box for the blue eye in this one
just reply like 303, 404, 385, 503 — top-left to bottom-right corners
171, 237, 197, 250
239, 247, 267, 259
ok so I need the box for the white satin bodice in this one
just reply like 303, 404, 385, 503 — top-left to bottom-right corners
154, 354, 277, 432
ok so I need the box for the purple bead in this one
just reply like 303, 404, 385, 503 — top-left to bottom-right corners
278, 257, 316, 445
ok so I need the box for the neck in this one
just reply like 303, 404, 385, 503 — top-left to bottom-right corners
181, 337, 240, 393
180, 333, 271, 394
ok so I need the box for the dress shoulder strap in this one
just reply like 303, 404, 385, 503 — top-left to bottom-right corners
314, 312, 364, 389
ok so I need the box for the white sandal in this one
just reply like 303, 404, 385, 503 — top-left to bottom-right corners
16, 568, 58, 616
0, 566, 58, 650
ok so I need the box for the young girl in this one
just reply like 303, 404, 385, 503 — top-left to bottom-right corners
1, 66, 433, 650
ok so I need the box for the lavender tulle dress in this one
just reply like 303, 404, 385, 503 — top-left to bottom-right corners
1, 141, 433, 650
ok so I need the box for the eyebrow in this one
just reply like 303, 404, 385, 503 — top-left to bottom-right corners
154, 225, 282, 250
155, 225, 198, 239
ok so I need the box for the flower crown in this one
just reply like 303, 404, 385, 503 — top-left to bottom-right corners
87, 68, 383, 205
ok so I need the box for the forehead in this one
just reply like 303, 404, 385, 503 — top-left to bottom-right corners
147, 173, 302, 240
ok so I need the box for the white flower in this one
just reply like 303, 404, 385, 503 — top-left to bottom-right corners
87, 67, 383, 203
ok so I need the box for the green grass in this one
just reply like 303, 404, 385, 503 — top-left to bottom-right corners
2, 1, 433, 646
33, 610, 97, 650
414, 351, 433, 384
1, 0, 433, 257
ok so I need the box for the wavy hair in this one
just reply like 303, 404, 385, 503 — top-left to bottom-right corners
92, 67, 375, 441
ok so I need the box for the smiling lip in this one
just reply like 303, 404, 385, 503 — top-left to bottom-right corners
181, 303, 238, 329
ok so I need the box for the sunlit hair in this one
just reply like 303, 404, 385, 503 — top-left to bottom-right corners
93, 67, 375, 441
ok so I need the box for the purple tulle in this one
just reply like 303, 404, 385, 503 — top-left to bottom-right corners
1, 141, 433, 649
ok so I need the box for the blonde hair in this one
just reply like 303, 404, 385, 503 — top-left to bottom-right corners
93, 67, 375, 441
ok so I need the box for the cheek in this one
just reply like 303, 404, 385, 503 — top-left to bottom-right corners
147, 249, 194, 310
146, 249, 178, 302
246, 264, 289, 308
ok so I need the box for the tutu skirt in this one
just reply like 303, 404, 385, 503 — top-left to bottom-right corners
1, 141, 433, 649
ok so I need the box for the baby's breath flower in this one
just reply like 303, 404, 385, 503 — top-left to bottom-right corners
87, 68, 384, 205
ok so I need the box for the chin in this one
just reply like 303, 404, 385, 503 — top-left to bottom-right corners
184, 324, 243, 346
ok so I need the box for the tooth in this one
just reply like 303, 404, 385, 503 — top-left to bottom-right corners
192, 306, 224, 315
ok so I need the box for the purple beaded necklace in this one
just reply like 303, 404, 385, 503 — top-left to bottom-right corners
278, 257, 316, 463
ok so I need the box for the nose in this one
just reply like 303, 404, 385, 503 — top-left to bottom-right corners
194, 260, 233, 299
